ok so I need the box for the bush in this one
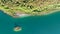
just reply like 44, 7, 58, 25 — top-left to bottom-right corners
23, 0, 29, 3
27, 5, 34, 9
33, 10, 41, 12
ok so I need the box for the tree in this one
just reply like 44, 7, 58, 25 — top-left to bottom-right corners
23, 0, 29, 3
1, 0, 13, 3
27, 5, 34, 9
15, 2, 21, 6
4, 7, 9, 9
33, 9, 41, 12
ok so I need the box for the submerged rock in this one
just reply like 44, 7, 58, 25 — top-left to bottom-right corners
13, 23, 22, 32
14, 26, 22, 32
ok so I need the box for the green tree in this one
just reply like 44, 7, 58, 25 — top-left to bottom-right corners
33, 10, 41, 12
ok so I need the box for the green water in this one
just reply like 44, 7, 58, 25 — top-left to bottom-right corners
0, 11, 60, 34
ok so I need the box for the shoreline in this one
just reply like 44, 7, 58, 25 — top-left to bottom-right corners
0, 0, 60, 18
1, 6, 60, 18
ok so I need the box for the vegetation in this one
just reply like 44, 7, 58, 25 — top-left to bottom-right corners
23, 0, 29, 3
27, 5, 34, 9
0, 0, 60, 17
4, 7, 9, 9
33, 10, 41, 12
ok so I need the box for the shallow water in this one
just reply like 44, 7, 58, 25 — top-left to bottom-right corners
0, 11, 60, 34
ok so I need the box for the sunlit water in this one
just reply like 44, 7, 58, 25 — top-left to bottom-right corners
0, 10, 60, 34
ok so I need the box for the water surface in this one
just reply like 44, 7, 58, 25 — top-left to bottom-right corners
0, 11, 60, 34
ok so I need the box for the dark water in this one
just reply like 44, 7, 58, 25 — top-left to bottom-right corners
0, 11, 60, 34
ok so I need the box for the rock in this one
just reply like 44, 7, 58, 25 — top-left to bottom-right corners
14, 26, 22, 32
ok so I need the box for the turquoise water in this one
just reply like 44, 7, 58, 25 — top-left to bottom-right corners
0, 11, 60, 34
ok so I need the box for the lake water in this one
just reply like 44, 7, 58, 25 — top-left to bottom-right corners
0, 11, 60, 34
